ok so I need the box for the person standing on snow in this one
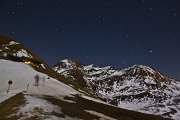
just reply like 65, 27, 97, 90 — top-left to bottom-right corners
34, 74, 40, 86
42, 75, 46, 86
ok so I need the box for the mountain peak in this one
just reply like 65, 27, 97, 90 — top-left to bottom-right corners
53, 59, 84, 71
86, 64, 99, 68
131, 64, 152, 69
60, 59, 84, 65
61, 59, 71, 63
125, 64, 155, 74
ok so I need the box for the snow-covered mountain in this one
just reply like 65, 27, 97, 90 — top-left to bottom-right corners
0, 36, 42, 61
53, 59, 180, 119
1, 60, 169, 120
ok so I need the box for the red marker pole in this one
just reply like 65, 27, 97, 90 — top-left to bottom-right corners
7, 80, 13, 93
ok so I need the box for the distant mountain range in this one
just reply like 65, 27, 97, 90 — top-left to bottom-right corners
53, 59, 180, 119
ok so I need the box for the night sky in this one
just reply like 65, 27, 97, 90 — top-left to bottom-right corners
1, 0, 180, 79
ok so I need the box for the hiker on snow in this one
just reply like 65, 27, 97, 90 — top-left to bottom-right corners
34, 74, 40, 86
42, 75, 46, 86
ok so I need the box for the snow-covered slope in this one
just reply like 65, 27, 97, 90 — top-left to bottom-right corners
0, 59, 79, 103
53, 59, 180, 120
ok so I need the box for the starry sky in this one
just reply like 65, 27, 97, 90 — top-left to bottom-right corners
1, 0, 180, 79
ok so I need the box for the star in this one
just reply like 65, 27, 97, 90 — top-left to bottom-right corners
1, 0, 180, 80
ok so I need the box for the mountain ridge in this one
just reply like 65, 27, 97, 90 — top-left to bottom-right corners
53, 59, 180, 119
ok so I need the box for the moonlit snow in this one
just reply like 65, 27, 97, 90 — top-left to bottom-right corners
0, 59, 116, 119
53, 59, 180, 120
0, 59, 78, 103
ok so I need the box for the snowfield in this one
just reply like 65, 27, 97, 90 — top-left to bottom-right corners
0, 59, 82, 119
0, 59, 79, 103
0, 60, 84, 120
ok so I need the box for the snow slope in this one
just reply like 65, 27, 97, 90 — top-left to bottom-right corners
0, 59, 78, 103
